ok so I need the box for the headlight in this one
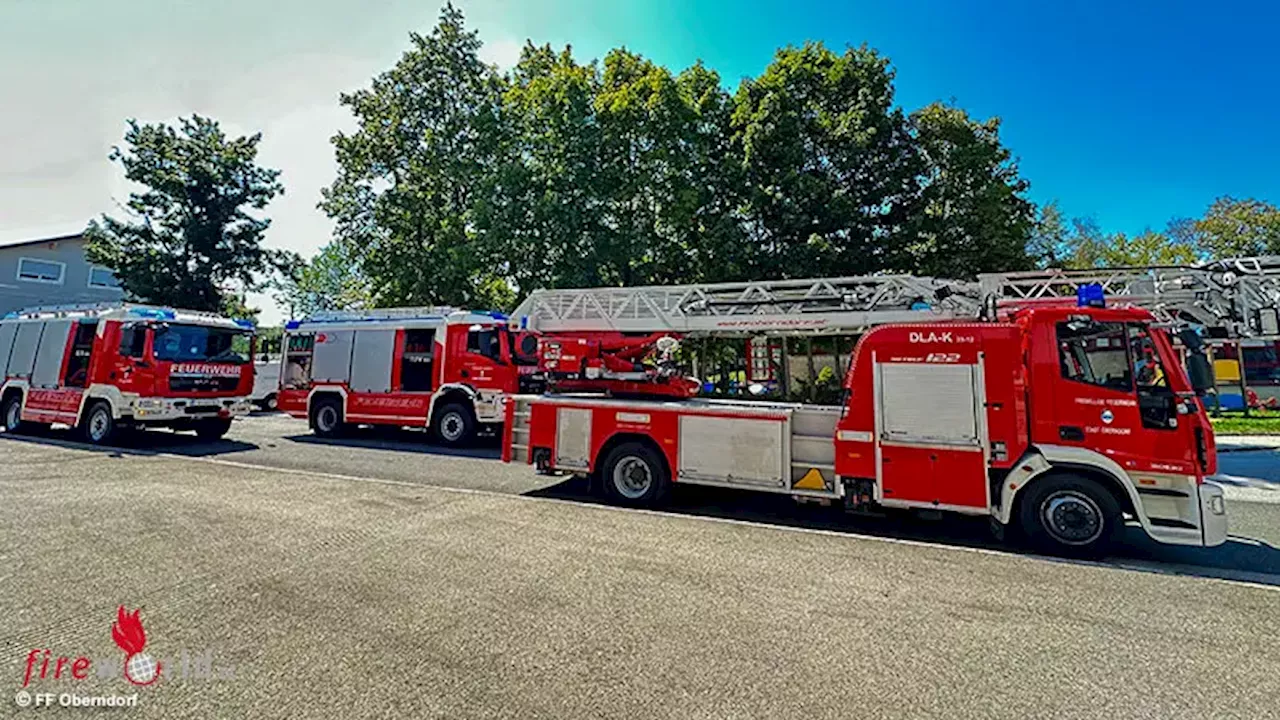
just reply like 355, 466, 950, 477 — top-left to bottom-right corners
135, 399, 164, 410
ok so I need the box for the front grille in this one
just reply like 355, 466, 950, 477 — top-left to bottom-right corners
170, 376, 239, 392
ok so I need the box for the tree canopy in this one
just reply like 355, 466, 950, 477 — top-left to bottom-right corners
319, 4, 1039, 310
85, 115, 286, 314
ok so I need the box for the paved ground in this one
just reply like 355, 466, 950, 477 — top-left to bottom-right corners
3, 415, 1280, 718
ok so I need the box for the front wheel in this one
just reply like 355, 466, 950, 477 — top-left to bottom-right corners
1017, 474, 1122, 558
80, 402, 117, 446
432, 403, 475, 447
195, 418, 233, 441
600, 441, 670, 508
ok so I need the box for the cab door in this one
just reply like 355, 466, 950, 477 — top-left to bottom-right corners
451, 325, 510, 391
1050, 319, 1195, 475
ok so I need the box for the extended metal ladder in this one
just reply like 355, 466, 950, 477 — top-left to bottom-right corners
979, 256, 1280, 338
511, 275, 986, 335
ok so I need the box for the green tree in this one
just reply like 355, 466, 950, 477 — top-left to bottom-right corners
479, 46, 746, 294
905, 103, 1034, 277
84, 115, 285, 313
476, 43, 606, 294
1029, 201, 1072, 268
1066, 223, 1197, 268
272, 242, 372, 319
1190, 197, 1280, 258
732, 43, 919, 279
322, 3, 510, 309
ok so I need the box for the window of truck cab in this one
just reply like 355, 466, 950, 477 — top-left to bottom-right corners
466, 326, 502, 361
151, 324, 248, 363
1056, 320, 1132, 391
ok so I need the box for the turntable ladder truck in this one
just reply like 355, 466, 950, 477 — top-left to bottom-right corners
502, 273, 1230, 556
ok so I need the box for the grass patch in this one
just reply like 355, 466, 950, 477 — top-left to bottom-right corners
1210, 411, 1280, 436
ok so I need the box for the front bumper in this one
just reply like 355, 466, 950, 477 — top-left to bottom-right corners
1198, 480, 1229, 547
129, 397, 253, 422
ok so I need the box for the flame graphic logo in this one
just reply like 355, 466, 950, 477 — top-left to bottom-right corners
111, 606, 161, 686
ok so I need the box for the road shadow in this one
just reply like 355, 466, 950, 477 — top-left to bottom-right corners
284, 425, 501, 461
526, 475, 1280, 587
0, 426, 259, 457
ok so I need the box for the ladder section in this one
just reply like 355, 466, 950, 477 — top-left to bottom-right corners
511, 275, 985, 335
979, 256, 1280, 338
304, 306, 461, 322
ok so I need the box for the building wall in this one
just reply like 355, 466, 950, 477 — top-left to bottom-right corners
0, 235, 124, 315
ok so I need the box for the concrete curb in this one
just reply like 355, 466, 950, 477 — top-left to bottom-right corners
1215, 435, 1280, 453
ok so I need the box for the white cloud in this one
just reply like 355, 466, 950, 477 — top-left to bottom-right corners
479, 36, 524, 70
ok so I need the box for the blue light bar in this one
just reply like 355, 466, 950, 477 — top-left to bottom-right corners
129, 307, 176, 320
1077, 283, 1105, 308
284, 320, 301, 330
234, 318, 257, 330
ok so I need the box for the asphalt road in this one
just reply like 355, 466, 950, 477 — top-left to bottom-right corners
3, 416, 1280, 719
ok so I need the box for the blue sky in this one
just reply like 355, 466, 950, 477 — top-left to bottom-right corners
2, 0, 1276, 321
474, 0, 1279, 234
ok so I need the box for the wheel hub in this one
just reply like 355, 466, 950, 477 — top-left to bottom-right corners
441, 413, 463, 441
614, 457, 652, 499
90, 411, 109, 441
1041, 491, 1103, 545
318, 407, 336, 431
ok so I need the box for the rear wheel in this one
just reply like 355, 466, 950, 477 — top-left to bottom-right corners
262, 394, 278, 412
195, 418, 233, 440
311, 398, 346, 438
1018, 474, 1122, 558
432, 402, 475, 447
600, 442, 670, 508
80, 402, 117, 445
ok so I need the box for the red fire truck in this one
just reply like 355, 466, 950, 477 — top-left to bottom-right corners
277, 307, 534, 446
0, 303, 256, 444
502, 276, 1229, 556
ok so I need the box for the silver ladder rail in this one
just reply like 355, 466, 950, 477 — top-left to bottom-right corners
511, 275, 985, 335
303, 306, 462, 323
979, 256, 1280, 338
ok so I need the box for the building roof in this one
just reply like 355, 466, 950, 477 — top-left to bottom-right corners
0, 232, 85, 250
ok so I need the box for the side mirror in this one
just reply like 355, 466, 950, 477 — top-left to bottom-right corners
1186, 354, 1215, 392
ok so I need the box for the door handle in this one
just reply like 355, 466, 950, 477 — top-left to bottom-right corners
1059, 425, 1085, 442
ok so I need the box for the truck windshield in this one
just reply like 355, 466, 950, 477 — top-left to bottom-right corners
152, 324, 249, 363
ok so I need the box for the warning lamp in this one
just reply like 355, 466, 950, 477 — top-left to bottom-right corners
1077, 283, 1106, 308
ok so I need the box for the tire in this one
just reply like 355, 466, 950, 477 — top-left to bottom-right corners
263, 394, 278, 412
310, 398, 346, 438
432, 402, 475, 447
80, 402, 117, 446
195, 418, 233, 441
3, 394, 22, 432
1017, 473, 1122, 558
600, 441, 670, 508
